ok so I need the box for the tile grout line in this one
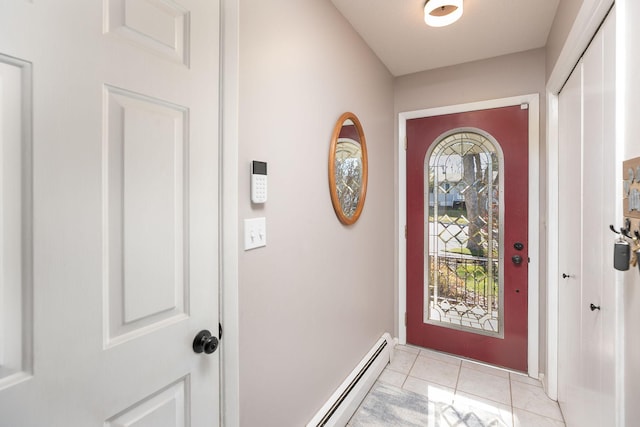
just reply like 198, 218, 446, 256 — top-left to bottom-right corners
453, 359, 463, 394
400, 351, 420, 389
509, 373, 515, 427
553, 385, 567, 427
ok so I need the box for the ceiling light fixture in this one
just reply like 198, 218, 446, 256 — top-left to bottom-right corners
424, 0, 463, 27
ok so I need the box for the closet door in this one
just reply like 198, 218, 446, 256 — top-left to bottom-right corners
581, 12, 616, 424
557, 10, 616, 427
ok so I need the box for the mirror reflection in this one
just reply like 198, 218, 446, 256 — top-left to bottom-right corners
329, 113, 368, 225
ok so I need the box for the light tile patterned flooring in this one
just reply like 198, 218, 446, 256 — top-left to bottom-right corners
348, 345, 565, 427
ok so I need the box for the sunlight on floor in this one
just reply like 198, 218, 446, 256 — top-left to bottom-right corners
348, 345, 565, 427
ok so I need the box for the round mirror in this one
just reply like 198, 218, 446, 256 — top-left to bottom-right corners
329, 112, 368, 225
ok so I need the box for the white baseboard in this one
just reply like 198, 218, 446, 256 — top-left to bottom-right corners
306, 332, 393, 427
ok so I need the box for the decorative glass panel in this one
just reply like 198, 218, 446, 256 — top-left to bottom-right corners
424, 130, 503, 337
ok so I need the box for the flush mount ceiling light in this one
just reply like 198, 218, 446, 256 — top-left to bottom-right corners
424, 0, 463, 27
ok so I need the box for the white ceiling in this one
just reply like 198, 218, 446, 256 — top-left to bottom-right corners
331, 0, 560, 76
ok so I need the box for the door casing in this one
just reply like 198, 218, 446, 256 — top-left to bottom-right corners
220, 0, 241, 425
397, 94, 540, 379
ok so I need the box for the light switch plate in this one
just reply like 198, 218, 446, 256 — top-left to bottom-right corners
244, 217, 266, 250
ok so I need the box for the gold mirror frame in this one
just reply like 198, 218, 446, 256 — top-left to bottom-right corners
329, 112, 368, 225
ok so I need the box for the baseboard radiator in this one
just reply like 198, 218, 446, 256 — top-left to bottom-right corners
306, 332, 395, 427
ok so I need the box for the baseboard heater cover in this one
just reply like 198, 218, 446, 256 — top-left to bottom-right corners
306, 332, 394, 427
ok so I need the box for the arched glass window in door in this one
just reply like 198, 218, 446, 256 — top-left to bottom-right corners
424, 129, 504, 337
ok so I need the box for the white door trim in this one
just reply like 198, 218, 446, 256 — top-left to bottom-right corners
397, 94, 540, 379
220, 0, 240, 425
545, 0, 615, 402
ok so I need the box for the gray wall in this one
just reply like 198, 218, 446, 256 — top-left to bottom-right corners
237, 0, 395, 425
545, 0, 584, 79
395, 49, 546, 112
623, 0, 640, 423
394, 48, 548, 373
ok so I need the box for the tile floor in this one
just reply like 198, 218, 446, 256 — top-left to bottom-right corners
348, 345, 565, 427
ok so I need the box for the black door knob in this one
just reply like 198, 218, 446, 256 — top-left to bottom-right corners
512, 255, 523, 265
514, 242, 524, 251
193, 330, 219, 354
590, 303, 601, 311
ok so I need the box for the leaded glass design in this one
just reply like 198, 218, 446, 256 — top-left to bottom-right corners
424, 130, 504, 337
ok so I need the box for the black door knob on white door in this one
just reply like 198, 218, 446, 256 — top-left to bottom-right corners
193, 330, 219, 354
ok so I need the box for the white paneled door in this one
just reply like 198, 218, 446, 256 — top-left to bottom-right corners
0, 1, 220, 426
557, 9, 616, 427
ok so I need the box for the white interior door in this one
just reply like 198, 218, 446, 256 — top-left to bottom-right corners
581, 11, 616, 423
0, 1, 220, 426
557, 10, 616, 427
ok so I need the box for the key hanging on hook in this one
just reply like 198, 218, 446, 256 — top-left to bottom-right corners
611, 223, 631, 270
614, 233, 631, 271
614, 239, 631, 271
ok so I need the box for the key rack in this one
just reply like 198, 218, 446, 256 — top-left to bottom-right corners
616, 156, 640, 272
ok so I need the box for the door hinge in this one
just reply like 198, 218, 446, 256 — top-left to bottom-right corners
404, 312, 407, 326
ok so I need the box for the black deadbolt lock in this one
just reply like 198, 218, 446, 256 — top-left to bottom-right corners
514, 242, 524, 251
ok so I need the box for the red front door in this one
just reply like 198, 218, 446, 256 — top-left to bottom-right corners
406, 105, 528, 371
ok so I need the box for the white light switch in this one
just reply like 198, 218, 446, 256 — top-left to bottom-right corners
244, 217, 266, 250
